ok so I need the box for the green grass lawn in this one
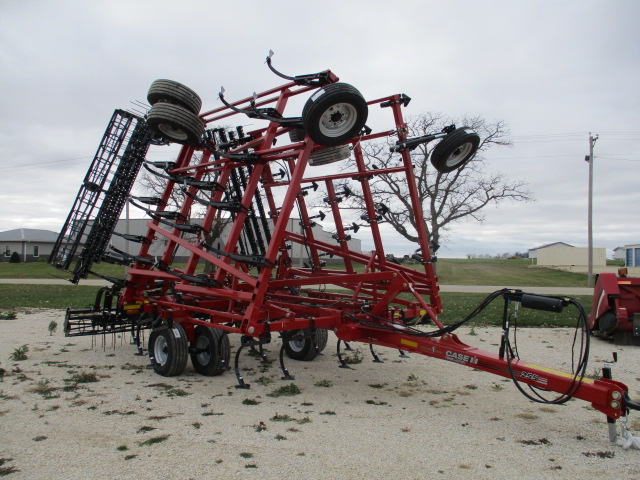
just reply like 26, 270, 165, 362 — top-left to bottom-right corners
1, 258, 588, 286
434, 258, 588, 286
0, 258, 594, 327
0, 261, 127, 279
0, 284, 593, 328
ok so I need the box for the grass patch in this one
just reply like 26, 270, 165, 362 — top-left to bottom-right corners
270, 414, 294, 422
68, 372, 99, 384
30, 380, 58, 399
438, 292, 593, 326
267, 383, 301, 397
137, 426, 156, 433
138, 434, 170, 447
314, 379, 333, 388
9, 345, 28, 361
342, 349, 363, 364
435, 258, 588, 286
0, 285, 102, 310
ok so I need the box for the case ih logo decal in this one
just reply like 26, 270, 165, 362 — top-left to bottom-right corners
445, 350, 479, 365
520, 371, 548, 386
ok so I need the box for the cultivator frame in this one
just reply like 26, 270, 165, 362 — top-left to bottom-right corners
51, 55, 639, 446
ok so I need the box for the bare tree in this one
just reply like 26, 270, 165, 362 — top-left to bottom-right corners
339, 113, 533, 248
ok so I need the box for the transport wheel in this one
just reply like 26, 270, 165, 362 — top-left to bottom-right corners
430, 127, 480, 173
147, 103, 205, 146
302, 83, 368, 146
309, 145, 351, 166
147, 79, 202, 115
190, 326, 230, 376
289, 127, 306, 143
148, 323, 188, 377
289, 128, 352, 166
284, 328, 329, 361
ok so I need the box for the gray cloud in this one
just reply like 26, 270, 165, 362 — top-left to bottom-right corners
1, 0, 638, 258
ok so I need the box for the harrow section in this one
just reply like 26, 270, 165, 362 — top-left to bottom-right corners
49, 110, 152, 284
51, 56, 639, 447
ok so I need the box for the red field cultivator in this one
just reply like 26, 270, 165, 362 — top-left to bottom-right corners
50, 53, 639, 447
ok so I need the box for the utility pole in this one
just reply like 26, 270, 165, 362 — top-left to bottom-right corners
586, 132, 598, 287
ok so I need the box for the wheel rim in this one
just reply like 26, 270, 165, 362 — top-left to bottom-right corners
288, 332, 306, 353
318, 103, 358, 138
154, 335, 169, 366
158, 123, 188, 141
195, 335, 211, 365
445, 142, 474, 168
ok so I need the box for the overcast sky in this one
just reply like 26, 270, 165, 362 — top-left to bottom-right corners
1, 0, 638, 258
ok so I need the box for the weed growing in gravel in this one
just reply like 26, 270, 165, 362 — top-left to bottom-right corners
9, 345, 28, 361
342, 349, 363, 364
138, 434, 170, 447
48, 321, 58, 336
267, 383, 301, 397
254, 422, 267, 432
116, 445, 128, 451
69, 372, 99, 384
137, 426, 156, 433
239, 452, 253, 459
0, 457, 19, 476
31, 380, 58, 399
270, 413, 293, 422
314, 379, 332, 387
242, 398, 260, 406
255, 376, 274, 386
0, 312, 17, 320
274, 434, 287, 440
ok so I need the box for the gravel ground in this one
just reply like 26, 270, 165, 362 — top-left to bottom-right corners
1, 309, 639, 479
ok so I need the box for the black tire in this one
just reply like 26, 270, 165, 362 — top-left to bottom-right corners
289, 127, 351, 166
147, 79, 202, 115
190, 326, 230, 376
309, 145, 351, 166
302, 83, 368, 146
147, 103, 205, 146
148, 323, 188, 377
289, 127, 306, 143
430, 127, 480, 173
284, 328, 329, 361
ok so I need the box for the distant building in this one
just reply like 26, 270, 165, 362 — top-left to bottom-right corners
527, 242, 574, 260
624, 243, 640, 267
613, 246, 626, 261
101, 218, 361, 264
0, 228, 59, 262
